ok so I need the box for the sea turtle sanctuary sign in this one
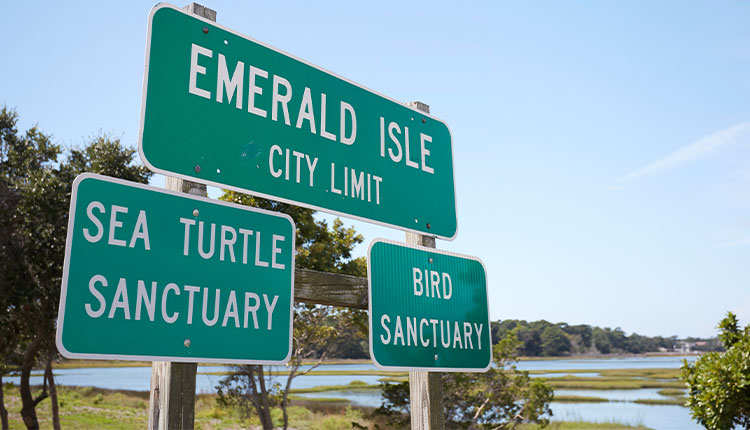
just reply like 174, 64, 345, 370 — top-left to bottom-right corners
138, 4, 457, 239
368, 239, 491, 371
56, 174, 295, 364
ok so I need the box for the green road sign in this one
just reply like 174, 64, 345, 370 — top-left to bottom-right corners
368, 239, 491, 372
138, 4, 457, 240
56, 174, 295, 364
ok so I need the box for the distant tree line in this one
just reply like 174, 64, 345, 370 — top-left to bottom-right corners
300, 317, 722, 360
489, 319, 722, 357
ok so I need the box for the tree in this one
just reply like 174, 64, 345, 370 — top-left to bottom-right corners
217, 191, 367, 429
1, 107, 65, 430
278, 303, 338, 429
540, 325, 571, 356
0, 108, 151, 429
376, 330, 553, 429
562, 324, 592, 353
681, 312, 750, 429
220, 191, 366, 276
592, 328, 612, 354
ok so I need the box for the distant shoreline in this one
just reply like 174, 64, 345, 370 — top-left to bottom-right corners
41, 353, 702, 370
518, 352, 701, 361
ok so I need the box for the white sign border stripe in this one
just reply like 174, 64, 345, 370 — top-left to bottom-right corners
137, 3, 459, 241
367, 237, 493, 373
55, 172, 296, 365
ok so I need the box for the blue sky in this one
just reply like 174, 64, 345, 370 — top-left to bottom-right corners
3, 1, 749, 338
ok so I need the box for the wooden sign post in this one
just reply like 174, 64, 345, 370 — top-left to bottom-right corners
405, 101, 446, 430
147, 6, 213, 430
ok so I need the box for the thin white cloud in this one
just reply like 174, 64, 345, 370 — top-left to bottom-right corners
623, 122, 750, 181
714, 238, 750, 249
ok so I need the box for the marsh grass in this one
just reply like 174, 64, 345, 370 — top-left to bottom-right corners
49, 358, 372, 370
543, 373, 685, 390
290, 380, 381, 394
519, 420, 651, 429
1, 384, 376, 429
519, 423, 648, 430
553, 395, 610, 403
633, 398, 687, 406
657, 388, 686, 397
198, 369, 407, 377
2, 382, 666, 430
376, 376, 408, 383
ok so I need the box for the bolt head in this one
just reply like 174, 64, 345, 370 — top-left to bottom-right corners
202, 27, 209, 34
184, 338, 191, 348
194, 165, 201, 173
192, 209, 199, 217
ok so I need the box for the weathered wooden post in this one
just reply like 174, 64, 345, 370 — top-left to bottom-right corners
406, 101, 446, 430
147, 5, 215, 430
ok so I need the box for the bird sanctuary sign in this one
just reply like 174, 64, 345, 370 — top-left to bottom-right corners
56, 174, 295, 364
367, 239, 492, 372
138, 4, 457, 239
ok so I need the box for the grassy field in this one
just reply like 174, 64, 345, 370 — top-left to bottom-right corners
5, 358, 688, 428
1, 384, 654, 430
1, 384, 373, 430
530, 367, 686, 391
545, 376, 685, 390
289, 380, 381, 394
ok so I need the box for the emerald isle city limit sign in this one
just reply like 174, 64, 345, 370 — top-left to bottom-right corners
368, 239, 491, 371
138, 4, 457, 239
56, 174, 295, 364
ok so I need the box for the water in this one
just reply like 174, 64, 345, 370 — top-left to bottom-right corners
295, 390, 383, 408
551, 402, 698, 430
292, 389, 701, 430
6, 366, 388, 393
555, 388, 676, 401
530, 372, 600, 378
516, 355, 697, 371
6, 356, 701, 430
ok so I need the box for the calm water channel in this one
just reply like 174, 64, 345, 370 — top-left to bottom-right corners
7, 356, 700, 430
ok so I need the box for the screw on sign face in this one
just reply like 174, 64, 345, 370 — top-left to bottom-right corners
138, 4, 458, 239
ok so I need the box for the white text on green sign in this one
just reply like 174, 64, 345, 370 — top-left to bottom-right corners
139, 4, 457, 239
367, 239, 491, 372
56, 174, 295, 364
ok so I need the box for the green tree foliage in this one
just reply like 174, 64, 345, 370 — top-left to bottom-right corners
491, 319, 705, 357
220, 191, 366, 275
592, 328, 612, 354
540, 325, 571, 356
376, 330, 553, 429
0, 108, 151, 429
681, 312, 750, 429
1, 108, 66, 430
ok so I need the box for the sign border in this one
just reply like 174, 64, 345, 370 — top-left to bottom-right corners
55, 172, 297, 364
137, 3, 458, 241
367, 238, 492, 372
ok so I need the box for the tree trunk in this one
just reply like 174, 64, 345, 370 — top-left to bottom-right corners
0, 373, 9, 430
20, 330, 44, 430
46, 360, 61, 430
281, 368, 296, 430
256, 366, 274, 430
